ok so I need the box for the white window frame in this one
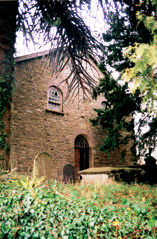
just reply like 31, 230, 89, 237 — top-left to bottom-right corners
48, 86, 63, 112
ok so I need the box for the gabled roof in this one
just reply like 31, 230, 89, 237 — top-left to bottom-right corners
15, 50, 50, 63
15, 49, 99, 66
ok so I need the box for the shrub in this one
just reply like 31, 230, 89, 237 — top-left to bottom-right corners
0, 179, 156, 238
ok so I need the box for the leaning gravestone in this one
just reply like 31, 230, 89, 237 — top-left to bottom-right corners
33, 152, 53, 180
63, 164, 75, 183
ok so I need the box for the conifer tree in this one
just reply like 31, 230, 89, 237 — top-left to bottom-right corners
92, 0, 157, 161
101, 0, 155, 72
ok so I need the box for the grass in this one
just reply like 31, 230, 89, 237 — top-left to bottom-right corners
0, 175, 157, 238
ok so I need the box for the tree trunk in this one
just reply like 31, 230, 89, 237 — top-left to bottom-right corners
0, 1, 18, 170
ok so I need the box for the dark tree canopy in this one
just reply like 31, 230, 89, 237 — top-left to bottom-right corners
90, 0, 157, 160
100, 0, 155, 72
91, 64, 157, 160
90, 64, 141, 157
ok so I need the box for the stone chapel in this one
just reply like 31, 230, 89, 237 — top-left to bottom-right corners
9, 50, 135, 181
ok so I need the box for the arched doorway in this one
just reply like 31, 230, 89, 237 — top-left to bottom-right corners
74, 135, 89, 179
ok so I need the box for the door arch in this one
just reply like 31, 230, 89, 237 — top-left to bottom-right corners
74, 135, 89, 178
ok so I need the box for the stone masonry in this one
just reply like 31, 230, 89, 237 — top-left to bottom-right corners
10, 51, 135, 181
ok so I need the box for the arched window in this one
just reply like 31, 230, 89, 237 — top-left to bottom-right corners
101, 101, 107, 109
48, 86, 62, 111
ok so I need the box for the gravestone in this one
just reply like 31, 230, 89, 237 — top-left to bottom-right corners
144, 152, 157, 184
33, 152, 53, 180
63, 164, 75, 183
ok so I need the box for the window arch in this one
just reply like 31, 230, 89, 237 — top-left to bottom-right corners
48, 86, 62, 112
101, 101, 107, 109
75, 135, 89, 174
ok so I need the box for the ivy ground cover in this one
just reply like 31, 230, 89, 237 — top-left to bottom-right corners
0, 179, 157, 238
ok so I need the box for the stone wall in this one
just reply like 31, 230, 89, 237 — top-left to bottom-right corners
10, 53, 135, 180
